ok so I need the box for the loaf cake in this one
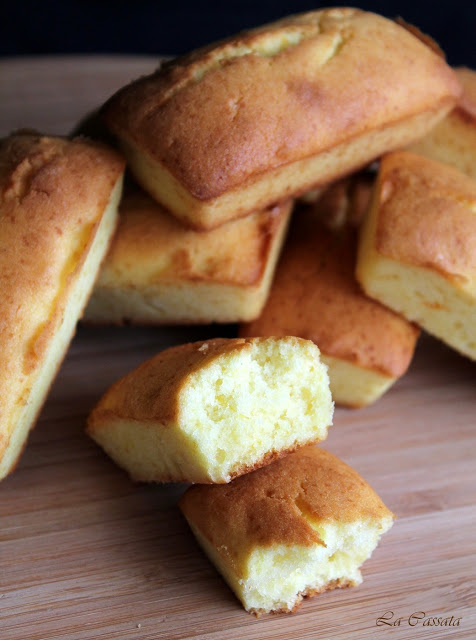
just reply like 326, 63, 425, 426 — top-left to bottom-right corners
0, 132, 125, 480
101, 8, 461, 230
356, 151, 476, 361
241, 187, 419, 407
179, 446, 394, 615
87, 337, 333, 483
83, 189, 292, 324
407, 67, 476, 179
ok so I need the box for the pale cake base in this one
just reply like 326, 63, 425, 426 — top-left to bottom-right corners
356, 249, 476, 361
320, 354, 395, 409
84, 278, 278, 324
0, 177, 122, 479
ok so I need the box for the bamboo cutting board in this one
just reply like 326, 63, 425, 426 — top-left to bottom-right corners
0, 57, 475, 640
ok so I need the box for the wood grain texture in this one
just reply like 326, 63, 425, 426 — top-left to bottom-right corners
0, 57, 475, 640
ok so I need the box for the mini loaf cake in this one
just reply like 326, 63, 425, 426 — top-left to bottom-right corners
179, 446, 394, 615
0, 132, 125, 480
101, 8, 461, 230
241, 186, 419, 407
87, 337, 333, 483
407, 67, 476, 179
356, 151, 476, 361
83, 189, 292, 325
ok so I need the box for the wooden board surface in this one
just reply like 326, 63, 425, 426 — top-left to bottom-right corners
0, 56, 475, 640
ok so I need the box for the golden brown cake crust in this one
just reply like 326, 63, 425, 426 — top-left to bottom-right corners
179, 447, 394, 568
0, 132, 125, 459
96, 189, 292, 287
375, 152, 476, 283
241, 196, 419, 377
102, 8, 461, 201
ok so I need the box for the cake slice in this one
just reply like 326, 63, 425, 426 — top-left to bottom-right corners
83, 189, 292, 324
407, 67, 476, 179
87, 337, 333, 483
356, 151, 476, 361
240, 181, 419, 407
179, 446, 394, 615
101, 8, 460, 230
0, 132, 125, 480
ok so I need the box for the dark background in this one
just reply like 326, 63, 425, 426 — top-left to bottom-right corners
1, 1, 475, 67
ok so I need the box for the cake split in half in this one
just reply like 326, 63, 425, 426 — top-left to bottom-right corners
179, 446, 394, 615
87, 337, 333, 483
356, 151, 476, 361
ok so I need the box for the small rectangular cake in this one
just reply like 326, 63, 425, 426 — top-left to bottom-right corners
356, 151, 476, 361
87, 337, 333, 483
101, 8, 461, 230
0, 132, 125, 480
241, 179, 419, 407
407, 67, 476, 179
179, 446, 394, 615
83, 189, 292, 324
